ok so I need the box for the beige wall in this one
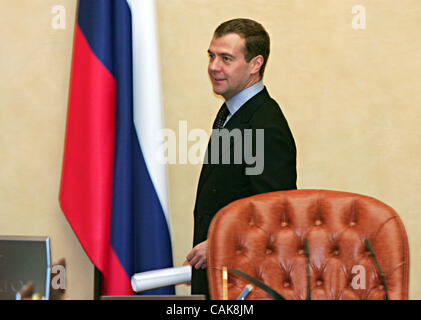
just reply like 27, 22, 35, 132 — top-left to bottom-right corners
0, 0, 420, 299
0, 0, 92, 299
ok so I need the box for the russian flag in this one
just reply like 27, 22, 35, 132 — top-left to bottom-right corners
59, 0, 174, 296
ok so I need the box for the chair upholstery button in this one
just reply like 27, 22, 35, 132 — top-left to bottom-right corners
265, 248, 273, 255
315, 220, 322, 226
281, 222, 288, 227
378, 285, 384, 290
283, 281, 290, 288
334, 250, 339, 256
316, 280, 323, 287
349, 221, 356, 227
298, 249, 304, 255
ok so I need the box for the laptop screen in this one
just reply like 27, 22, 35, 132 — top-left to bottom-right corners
0, 236, 51, 300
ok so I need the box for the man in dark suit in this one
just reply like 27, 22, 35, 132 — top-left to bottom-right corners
186, 18, 297, 298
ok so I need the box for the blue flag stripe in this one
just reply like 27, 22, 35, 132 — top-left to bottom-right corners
77, 0, 114, 75
108, 0, 175, 294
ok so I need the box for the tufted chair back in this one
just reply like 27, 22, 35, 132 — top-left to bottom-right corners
207, 190, 409, 300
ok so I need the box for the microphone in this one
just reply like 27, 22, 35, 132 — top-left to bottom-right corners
237, 284, 253, 300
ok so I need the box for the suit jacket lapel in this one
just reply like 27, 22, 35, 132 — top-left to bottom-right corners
196, 87, 271, 196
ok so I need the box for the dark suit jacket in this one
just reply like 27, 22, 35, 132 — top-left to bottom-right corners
191, 87, 297, 298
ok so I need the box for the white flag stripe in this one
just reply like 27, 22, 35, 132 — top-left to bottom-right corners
130, 0, 169, 222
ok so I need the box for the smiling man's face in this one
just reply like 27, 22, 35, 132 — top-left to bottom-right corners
207, 33, 261, 101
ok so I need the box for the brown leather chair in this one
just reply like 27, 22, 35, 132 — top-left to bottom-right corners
207, 190, 409, 300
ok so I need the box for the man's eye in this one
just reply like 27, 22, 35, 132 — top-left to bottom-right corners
223, 56, 231, 62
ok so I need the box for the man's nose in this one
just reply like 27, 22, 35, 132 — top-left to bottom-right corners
209, 57, 221, 72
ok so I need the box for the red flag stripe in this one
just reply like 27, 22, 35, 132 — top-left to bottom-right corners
101, 249, 132, 295
60, 25, 115, 273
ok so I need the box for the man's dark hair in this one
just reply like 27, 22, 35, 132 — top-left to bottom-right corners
214, 18, 270, 78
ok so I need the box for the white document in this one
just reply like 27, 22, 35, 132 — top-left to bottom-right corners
131, 266, 192, 292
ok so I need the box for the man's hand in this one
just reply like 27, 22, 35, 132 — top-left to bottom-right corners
186, 240, 208, 270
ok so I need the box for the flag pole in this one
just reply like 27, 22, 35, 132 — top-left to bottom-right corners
93, 267, 102, 300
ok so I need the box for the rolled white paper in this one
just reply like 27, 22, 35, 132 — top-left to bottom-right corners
131, 266, 192, 292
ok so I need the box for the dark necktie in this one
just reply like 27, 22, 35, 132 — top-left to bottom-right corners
212, 103, 230, 129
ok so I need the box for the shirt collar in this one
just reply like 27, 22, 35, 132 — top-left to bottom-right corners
225, 81, 264, 116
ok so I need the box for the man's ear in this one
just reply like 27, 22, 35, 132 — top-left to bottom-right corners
250, 55, 264, 75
